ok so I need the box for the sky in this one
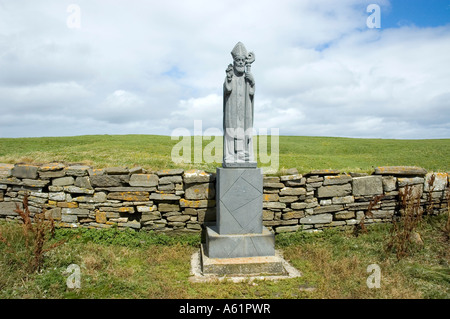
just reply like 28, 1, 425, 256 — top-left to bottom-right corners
0, 0, 449, 139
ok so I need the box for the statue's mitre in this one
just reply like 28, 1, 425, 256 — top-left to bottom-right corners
231, 42, 247, 59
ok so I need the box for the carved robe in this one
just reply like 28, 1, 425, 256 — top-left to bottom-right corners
223, 71, 255, 165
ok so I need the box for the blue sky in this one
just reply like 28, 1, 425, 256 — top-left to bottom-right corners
382, 0, 450, 28
0, 0, 449, 139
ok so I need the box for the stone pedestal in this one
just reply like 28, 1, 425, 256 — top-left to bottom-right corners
216, 167, 263, 235
202, 167, 279, 274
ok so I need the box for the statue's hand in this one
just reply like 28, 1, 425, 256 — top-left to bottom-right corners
245, 72, 255, 86
226, 64, 233, 82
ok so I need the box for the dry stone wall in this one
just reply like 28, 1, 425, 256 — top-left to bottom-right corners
0, 163, 448, 234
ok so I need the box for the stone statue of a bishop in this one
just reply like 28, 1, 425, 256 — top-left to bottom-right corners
223, 42, 256, 167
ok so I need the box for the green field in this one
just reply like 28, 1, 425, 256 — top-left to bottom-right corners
0, 135, 449, 174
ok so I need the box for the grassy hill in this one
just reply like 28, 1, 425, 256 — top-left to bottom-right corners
0, 134, 449, 174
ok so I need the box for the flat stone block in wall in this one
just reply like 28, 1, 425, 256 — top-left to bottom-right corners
158, 203, 180, 212
332, 196, 354, 204
73, 192, 107, 203
104, 167, 129, 175
45, 207, 61, 220
424, 172, 448, 191
159, 175, 183, 185
371, 210, 394, 219
53, 176, 75, 186
65, 165, 90, 177
300, 214, 333, 224
275, 225, 301, 233
141, 211, 161, 222
382, 176, 397, 192
75, 176, 92, 189
63, 186, 95, 195
374, 166, 427, 176
180, 198, 216, 209
300, 213, 332, 224
107, 191, 149, 201
61, 214, 78, 223
279, 187, 306, 196
22, 179, 50, 188
323, 175, 352, 185
39, 170, 66, 179
397, 177, 424, 187
184, 182, 215, 200
263, 193, 279, 202
12, 164, 39, 179
129, 174, 158, 187
280, 174, 303, 182
183, 170, 215, 183
0, 164, 14, 178
39, 163, 65, 172
263, 201, 286, 210
156, 168, 184, 176
313, 205, 344, 214
317, 184, 352, 198
61, 208, 89, 216
334, 211, 355, 220
90, 175, 121, 187
0, 201, 22, 215
308, 169, 340, 175
352, 176, 383, 196
149, 193, 180, 201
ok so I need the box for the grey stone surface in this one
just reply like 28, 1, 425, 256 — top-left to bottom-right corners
323, 175, 352, 185
216, 167, 263, 235
185, 182, 215, 200
75, 176, 92, 189
104, 167, 129, 175
352, 176, 383, 196
129, 174, 159, 187
183, 170, 215, 183
382, 176, 397, 192
22, 179, 50, 188
200, 245, 285, 276
397, 177, 425, 187
424, 172, 448, 191
63, 186, 95, 194
65, 165, 90, 176
374, 166, 427, 176
11, 165, 39, 179
90, 175, 121, 187
149, 193, 180, 201
159, 175, 183, 185
52, 176, 75, 186
0, 164, 14, 178
205, 226, 275, 258
300, 213, 332, 224
0, 201, 21, 215
317, 184, 352, 198
156, 168, 184, 176
279, 187, 306, 196
61, 208, 89, 216
223, 42, 256, 167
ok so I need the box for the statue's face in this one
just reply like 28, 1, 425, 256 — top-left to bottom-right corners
233, 55, 246, 74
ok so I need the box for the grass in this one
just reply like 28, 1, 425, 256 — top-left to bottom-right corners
0, 214, 448, 299
0, 135, 449, 174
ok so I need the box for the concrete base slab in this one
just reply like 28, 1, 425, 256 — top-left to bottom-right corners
189, 246, 301, 283
205, 225, 275, 258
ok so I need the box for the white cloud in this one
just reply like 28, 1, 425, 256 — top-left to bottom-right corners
0, 0, 449, 139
